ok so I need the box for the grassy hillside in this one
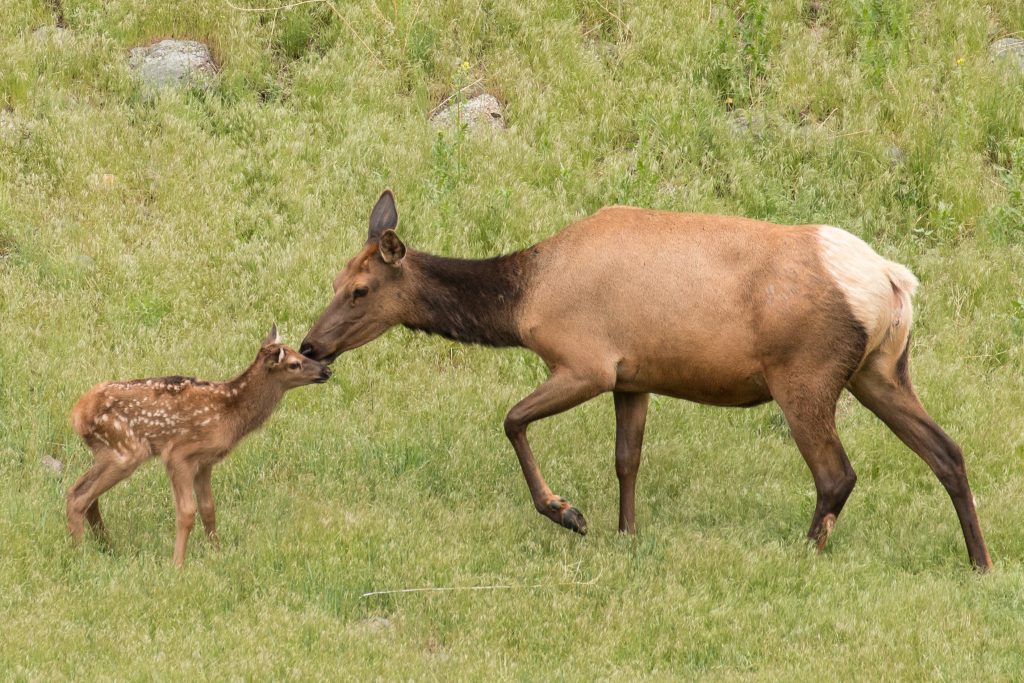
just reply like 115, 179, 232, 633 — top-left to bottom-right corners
2, 0, 1023, 678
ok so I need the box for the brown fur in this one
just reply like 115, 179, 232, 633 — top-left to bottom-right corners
67, 326, 331, 567
301, 192, 991, 570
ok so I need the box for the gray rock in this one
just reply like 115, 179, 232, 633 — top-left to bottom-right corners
32, 25, 68, 42
129, 39, 217, 92
41, 455, 64, 474
87, 173, 117, 189
728, 109, 767, 137
355, 616, 392, 632
991, 37, 1024, 71
0, 109, 28, 142
75, 254, 96, 271
431, 93, 505, 130
887, 145, 906, 166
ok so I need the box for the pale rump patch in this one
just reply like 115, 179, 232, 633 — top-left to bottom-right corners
816, 225, 918, 359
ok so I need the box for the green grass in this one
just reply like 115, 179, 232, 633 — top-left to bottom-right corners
2, 0, 1024, 678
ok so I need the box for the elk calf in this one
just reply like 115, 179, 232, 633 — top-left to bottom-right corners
68, 325, 331, 567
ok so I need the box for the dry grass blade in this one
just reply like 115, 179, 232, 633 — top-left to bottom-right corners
361, 575, 601, 598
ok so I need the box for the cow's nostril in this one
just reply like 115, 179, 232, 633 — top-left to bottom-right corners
299, 342, 316, 358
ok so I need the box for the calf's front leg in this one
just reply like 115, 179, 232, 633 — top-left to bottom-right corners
166, 456, 199, 568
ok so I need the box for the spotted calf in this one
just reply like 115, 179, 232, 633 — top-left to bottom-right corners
67, 325, 331, 567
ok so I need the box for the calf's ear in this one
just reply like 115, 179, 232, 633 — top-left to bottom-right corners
263, 323, 281, 347
264, 346, 286, 367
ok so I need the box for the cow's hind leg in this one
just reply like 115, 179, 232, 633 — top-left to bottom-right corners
767, 372, 857, 552
848, 350, 991, 571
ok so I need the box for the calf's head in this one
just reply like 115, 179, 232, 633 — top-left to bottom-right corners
300, 190, 409, 363
260, 324, 332, 388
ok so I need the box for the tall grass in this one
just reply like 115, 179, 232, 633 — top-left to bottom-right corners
2, 0, 1023, 678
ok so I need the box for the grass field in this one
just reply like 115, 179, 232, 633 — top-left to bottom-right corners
2, 0, 1024, 678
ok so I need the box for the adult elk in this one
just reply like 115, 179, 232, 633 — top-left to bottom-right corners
301, 190, 991, 570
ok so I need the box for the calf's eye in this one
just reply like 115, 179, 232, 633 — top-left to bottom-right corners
288, 361, 301, 370
353, 286, 369, 300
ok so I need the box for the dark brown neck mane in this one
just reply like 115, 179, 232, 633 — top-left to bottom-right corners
402, 248, 537, 348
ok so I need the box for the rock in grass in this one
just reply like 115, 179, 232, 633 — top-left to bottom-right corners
32, 25, 68, 42
990, 37, 1024, 71
728, 109, 767, 137
75, 253, 96, 271
129, 39, 217, 92
41, 455, 64, 474
887, 145, 906, 166
356, 616, 391, 632
431, 93, 505, 130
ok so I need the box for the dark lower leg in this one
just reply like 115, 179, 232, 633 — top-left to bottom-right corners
614, 392, 649, 534
804, 445, 857, 550
850, 375, 991, 570
769, 373, 856, 553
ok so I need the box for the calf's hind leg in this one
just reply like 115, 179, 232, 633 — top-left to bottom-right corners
194, 463, 220, 549
848, 359, 992, 571
85, 500, 106, 539
67, 445, 144, 543
68, 460, 107, 543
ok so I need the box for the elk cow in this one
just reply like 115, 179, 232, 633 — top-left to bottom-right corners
68, 326, 331, 567
300, 190, 991, 570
